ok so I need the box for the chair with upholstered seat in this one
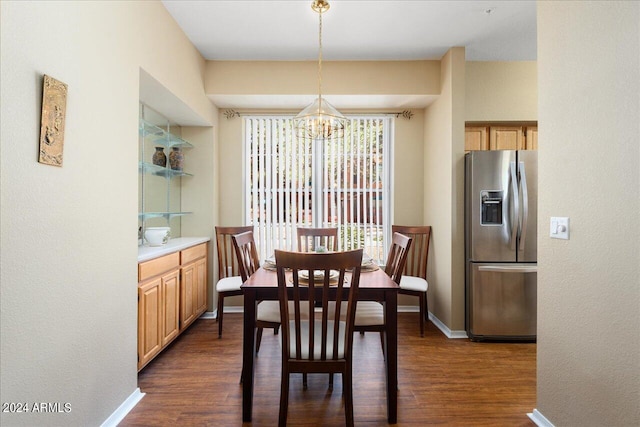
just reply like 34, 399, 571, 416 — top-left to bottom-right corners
350, 232, 413, 352
231, 230, 281, 353
392, 225, 432, 337
215, 225, 254, 338
297, 226, 338, 252
274, 248, 363, 427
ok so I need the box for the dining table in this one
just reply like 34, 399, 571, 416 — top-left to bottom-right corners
241, 265, 399, 424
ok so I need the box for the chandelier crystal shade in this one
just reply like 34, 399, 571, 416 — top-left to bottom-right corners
294, 0, 346, 140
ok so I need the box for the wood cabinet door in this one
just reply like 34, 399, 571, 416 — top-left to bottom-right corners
180, 263, 197, 329
525, 127, 538, 150
490, 126, 524, 150
195, 257, 207, 315
138, 278, 163, 370
465, 126, 489, 151
162, 270, 180, 346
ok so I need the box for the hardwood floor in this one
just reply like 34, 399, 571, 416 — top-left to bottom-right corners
121, 313, 536, 426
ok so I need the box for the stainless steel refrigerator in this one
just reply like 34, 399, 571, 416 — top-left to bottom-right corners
464, 150, 537, 341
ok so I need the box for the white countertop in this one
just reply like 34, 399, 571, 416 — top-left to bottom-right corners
138, 236, 211, 262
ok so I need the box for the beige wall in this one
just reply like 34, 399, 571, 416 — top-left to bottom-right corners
206, 60, 441, 96
466, 61, 538, 122
536, 1, 639, 426
423, 47, 466, 331
181, 126, 218, 310
0, 1, 215, 426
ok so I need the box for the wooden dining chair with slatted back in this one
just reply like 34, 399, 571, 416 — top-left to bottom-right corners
351, 232, 413, 354
231, 230, 281, 354
274, 248, 363, 427
215, 225, 253, 338
392, 225, 432, 337
297, 226, 338, 252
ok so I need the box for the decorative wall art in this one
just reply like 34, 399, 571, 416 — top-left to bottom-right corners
38, 75, 68, 167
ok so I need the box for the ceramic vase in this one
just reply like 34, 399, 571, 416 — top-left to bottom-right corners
152, 147, 166, 167
169, 146, 184, 171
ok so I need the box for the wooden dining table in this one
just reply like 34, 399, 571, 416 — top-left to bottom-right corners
241, 266, 399, 424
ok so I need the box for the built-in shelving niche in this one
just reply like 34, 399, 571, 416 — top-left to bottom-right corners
138, 103, 193, 242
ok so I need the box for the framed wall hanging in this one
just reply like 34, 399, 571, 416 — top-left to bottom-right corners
38, 74, 68, 166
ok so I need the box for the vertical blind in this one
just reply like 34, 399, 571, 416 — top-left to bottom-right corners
244, 116, 392, 263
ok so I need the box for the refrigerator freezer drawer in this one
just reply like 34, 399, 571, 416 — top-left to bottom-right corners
467, 262, 537, 341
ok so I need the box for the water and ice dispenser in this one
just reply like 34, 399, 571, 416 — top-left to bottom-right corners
480, 190, 503, 225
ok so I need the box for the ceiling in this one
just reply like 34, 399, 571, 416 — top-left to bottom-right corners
159, 0, 537, 113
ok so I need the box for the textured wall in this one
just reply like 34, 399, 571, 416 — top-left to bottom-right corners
466, 61, 538, 122
0, 2, 215, 426
536, 1, 640, 425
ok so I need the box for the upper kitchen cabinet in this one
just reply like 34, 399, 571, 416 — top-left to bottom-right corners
525, 126, 538, 150
465, 126, 490, 151
490, 126, 524, 150
465, 123, 537, 151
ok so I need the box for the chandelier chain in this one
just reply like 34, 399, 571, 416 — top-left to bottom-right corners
318, 9, 323, 109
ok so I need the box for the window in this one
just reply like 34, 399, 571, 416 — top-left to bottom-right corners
244, 115, 392, 263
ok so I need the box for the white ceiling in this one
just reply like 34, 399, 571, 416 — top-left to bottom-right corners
162, 0, 537, 61
159, 0, 537, 112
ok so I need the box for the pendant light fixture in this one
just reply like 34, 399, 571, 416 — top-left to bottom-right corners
294, 0, 346, 140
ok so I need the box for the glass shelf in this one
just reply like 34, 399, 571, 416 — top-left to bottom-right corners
139, 161, 193, 178
139, 119, 193, 149
138, 212, 193, 221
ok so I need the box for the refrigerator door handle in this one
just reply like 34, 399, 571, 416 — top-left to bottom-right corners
478, 265, 538, 274
519, 161, 529, 252
509, 161, 519, 250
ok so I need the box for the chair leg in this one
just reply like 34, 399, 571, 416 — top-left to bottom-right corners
279, 372, 289, 427
274, 325, 280, 335
344, 367, 354, 427
424, 292, 429, 321
379, 331, 385, 357
419, 293, 425, 337
303, 373, 308, 389
329, 373, 334, 390
217, 294, 224, 338
256, 327, 264, 354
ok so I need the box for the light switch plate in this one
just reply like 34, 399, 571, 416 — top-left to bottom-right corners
550, 217, 570, 239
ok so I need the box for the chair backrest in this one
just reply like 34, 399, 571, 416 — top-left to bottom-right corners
231, 231, 261, 282
391, 225, 431, 280
297, 227, 338, 252
215, 225, 254, 279
384, 232, 413, 285
274, 249, 363, 361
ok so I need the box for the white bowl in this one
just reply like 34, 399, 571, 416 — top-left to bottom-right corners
145, 227, 170, 246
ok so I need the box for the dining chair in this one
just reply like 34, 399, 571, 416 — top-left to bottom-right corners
297, 226, 338, 252
215, 225, 254, 338
392, 225, 432, 337
231, 230, 281, 353
274, 248, 363, 427
350, 232, 413, 353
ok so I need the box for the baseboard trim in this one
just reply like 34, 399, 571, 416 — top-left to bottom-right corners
200, 310, 216, 320
528, 409, 555, 427
100, 387, 144, 427
427, 312, 468, 339
224, 306, 244, 314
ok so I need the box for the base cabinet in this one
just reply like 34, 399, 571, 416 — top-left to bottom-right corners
138, 278, 163, 368
161, 270, 180, 346
138, 242, 208, 371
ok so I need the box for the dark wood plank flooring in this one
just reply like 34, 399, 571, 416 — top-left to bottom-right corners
121, 313, 536, 426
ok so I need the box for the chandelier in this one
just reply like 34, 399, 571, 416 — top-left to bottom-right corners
294, 0, 346, 140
